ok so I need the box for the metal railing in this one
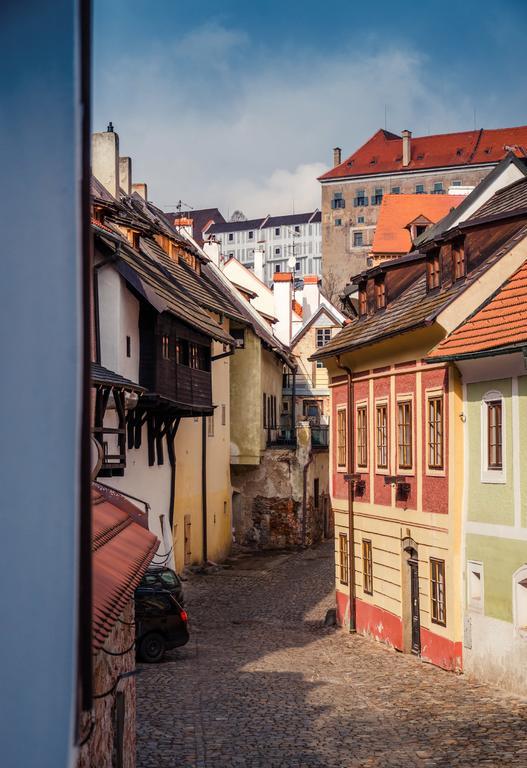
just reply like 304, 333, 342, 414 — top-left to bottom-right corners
311, 425, 329, 448
265, 424, 329, 449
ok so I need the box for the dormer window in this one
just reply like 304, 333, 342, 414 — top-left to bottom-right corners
427, 251, 441, 291
131, 231, 140, 250
453, 239, 465, 281
358, 282, 367, 317
375, 276, 386, 310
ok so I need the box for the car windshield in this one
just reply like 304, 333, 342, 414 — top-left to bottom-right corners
159, 570, 179, 587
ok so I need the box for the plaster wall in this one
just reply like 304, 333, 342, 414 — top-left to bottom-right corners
97, 268, 140, 384
230, 330, 262, 464
464, 612, 527, 697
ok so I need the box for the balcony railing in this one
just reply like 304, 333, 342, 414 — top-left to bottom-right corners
265, 424, 329, 449
311, 425, 329, 448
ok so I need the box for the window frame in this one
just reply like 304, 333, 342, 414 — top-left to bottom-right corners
481, 391, 506, 484
397, 398, 413, 471
353, 230, 364, 247
452, 239, 466, 281
356, 404, 368, 469
358, 282, 367, 317
426, 392, 444, 473
362, 539, 373, 595
426, 251, 441, 292
336, 406, 347, 471
316, 328, 332, 348
430, 557, 447, 626
375, 276, 386, 310
375, 401, 388, 472
339, 532, 349, 585
161, 334, 170, 360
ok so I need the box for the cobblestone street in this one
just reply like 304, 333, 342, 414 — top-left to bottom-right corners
137, 542, 527, 767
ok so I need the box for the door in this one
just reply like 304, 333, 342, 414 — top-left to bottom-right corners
409, 557, 421, 654
184, 514, 191, 566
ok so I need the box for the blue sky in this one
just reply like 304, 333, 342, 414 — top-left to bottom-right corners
93, 0, 527, 217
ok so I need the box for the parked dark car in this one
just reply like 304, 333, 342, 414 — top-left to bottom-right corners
139, 566, 185, 604
135, 571, 189, 662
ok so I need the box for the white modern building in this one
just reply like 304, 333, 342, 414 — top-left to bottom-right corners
204, 211, 322, 284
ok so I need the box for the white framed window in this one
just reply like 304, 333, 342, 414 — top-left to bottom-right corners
513, 565, 527, 638
481, 390, 506, 484
467, 560, 484, 613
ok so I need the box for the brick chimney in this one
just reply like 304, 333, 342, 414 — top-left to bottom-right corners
302, 275, 321, 321
253, 244, 265, 282
273, 272, 294, 345
91, 123, 119, 198
119, 157, 132, 195
333, 147, 342, 167
132, 183, 148, 201
402, 130, 412, 167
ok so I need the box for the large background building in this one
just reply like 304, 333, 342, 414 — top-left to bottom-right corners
319, 126, 527, 291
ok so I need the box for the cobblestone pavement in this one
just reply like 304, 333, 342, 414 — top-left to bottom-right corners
137, 542, 527, 767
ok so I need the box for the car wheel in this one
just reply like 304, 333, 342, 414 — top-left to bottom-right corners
139, 632, 166, 663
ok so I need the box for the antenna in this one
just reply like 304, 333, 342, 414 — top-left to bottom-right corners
384, 104, 387, 131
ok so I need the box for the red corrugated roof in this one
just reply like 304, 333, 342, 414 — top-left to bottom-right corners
372, 194, 465, 255
92, 484, 159, 650
429, 260, 527, 358
320, 126, 527, 181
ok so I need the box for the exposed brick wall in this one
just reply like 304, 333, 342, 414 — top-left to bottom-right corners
77, 600, 136, 768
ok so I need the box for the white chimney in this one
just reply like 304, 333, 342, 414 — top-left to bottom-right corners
132, 182, 148, 201
92, 123, 119, 198
174, 216, 193, 239
333, 147, 342, 167
119, 156, 132, 195
203, 236, 221, 268
402, 129, 412, 167
302, 275, 321, 322
273, 272, 293, 345
253, 243, 265, 282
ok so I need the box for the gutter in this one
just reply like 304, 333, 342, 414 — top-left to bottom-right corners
336, 355, 356, 633
425, 342, 527, 364
202, 415, 208, 563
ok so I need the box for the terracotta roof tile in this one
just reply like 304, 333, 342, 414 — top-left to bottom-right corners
428, 260, 527, 358
91, 484, 158, 650
372, 194, 465, 255
320, 126, 527, 181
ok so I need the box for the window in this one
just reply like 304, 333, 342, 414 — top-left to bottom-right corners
162, 334, 170, 360
295, 225, 301, 233
487, 400, 503, 469
295, 261, 301, 272
453, 240, 465, 280
335, 218, 342, 226
362, 540, 373, 595
353, 231, 364, 247
221, 404, 226, 426
371, 187, 383, 205
248, 231, 254, 239
274, 227, 280, 236
427, 251, 441, 291
353, 190, 368, 207
126, 335, 131, 358
228, 233, 234, 242
231, 328, 245, 349
316, 328, 332, 347
415, 183, 424, 194
358, 284, 367, 317
189, 343, 210, 371
391, 186, 400, 194
339, 533, 349, 585
357, 216, 365, 224
452, 180, 462, 187
376, 404, 388, 469
430, 558, 446, 626
432, 181, 444, 194
467, 561, 484, 613
275, 264, 281, 273
337, 408, 347, 468
427, 396, 443, 469
303, 400, 322, 419
397, 401, 412, 469
331, 192, 345, 210
316, 360, 324, 369
208, 414, 214, 437
313, 478, 320, 509
176, 338, 189, 365
131, 231, 140, 249
375, 276, 386, 310
356, 406, 368, 468
275, 247, 281, 255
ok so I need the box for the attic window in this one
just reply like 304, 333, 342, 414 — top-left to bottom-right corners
484, 147, 492, 155
347, 160, 354, 167
456, 148, 464, 156
131, 231, 140, 250
369, 156, 378, 165
427, 251, 441, 292
358, 282, 367, 317
375, 276, 386, 310
453, 239, 466, 281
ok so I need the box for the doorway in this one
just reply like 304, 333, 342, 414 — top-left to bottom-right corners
402, 538, 421, 655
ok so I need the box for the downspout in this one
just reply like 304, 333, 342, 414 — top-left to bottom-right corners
302, 445, 314, 547
202, 414, 208, 564
336, 355, 356, 633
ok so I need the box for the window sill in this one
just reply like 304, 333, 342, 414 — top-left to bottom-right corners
481, 469, 506, 484
426, 467, 446, 478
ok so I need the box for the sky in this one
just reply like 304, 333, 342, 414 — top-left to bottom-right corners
93, 0, 527, 219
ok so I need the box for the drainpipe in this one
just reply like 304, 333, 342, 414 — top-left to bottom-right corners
336, 355, 356, 633
202, 414, 208, 564
302, 444, 314, 547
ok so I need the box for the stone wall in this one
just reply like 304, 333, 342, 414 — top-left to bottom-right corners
231, 423, 331, 549
77, 600, 136, 768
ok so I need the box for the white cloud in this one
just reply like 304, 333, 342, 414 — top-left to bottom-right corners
94, 24, 475, 217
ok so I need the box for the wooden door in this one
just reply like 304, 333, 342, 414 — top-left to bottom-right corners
184, 514, 191, 566
409, 557, 421, 655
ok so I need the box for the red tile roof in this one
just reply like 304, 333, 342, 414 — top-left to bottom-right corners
91, 484, 158, 650
320, 127, 527, 181
371, 194, 466, 255
428, 260, 527, 358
